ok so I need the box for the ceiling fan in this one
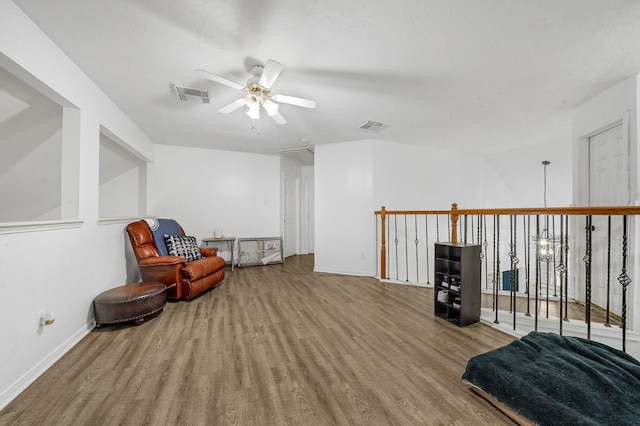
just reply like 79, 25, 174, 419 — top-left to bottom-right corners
196, 59, 316, 125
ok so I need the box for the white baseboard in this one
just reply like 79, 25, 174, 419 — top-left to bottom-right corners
312, 266, 373, 277
378, 278, 430, 288
0, 320, 95, 411
481, 309, 640, 360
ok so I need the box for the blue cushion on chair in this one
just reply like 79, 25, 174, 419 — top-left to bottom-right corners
145, 218, 182, 256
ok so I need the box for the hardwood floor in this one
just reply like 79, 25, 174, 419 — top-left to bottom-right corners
0, 255, 517, 425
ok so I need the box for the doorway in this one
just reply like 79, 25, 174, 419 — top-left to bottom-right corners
282, 172, 298, 258
587, 122, 629, 316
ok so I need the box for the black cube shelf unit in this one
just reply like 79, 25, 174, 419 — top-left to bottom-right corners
434, 242, 481, 326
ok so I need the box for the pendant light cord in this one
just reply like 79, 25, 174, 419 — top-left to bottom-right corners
542, 160, 550, 208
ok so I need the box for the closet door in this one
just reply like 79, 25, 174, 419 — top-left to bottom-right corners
588, 123, 626, 317
282, 172, 298, 258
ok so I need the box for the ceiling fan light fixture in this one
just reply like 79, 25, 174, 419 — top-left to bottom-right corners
197, 59, 316, 125
246, 106, 260, 119
263, 99, 279, 116
245, 92, 262, 109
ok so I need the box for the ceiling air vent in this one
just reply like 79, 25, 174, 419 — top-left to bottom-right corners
170, 83, 210, 104
357, 120, 388, 133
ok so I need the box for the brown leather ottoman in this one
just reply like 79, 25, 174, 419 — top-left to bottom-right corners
94, 282, 168, 327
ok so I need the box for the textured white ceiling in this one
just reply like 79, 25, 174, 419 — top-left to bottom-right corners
11, 0, 640, 156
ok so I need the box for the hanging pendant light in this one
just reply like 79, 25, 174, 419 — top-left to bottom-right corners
532, 160, 557, 259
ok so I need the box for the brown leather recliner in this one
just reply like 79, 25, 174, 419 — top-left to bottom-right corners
126, 220, 226, 300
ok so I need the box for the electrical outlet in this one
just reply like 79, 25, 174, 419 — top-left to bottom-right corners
36, 310, 45, 331
36, 310, 55, 331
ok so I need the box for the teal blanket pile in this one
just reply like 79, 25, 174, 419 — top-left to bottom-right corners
462, 332, 640, 425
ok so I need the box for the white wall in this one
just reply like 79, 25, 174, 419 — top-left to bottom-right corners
148, 145, 280, 241
99, 167, 142, 218
480, 139, 572, 208
0, 1, 155, 409
0, 103, 63, 221
315, 138, 572, 277
314, 140, 375, 276
371, 140, 506, 210
98, 131, 147, 218
372, 138, 571, 211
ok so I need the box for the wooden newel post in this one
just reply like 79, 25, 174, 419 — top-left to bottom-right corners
380, 206, 387, 279
450, 203, 458, 243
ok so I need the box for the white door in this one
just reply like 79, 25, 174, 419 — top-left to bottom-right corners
588, 123, 627, 316
283, 173, 298, 258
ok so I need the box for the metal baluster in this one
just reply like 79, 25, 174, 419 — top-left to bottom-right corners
447, 215, 451, 242
605, 216, 612, 327
584, 215, 592, 339
462, 214, 466, 243
387, 215, 390, 280
471, 215, 482, 245
477, 215, 483, 288
552, 215, 557, 297
414, 215, 419, 283
535, 215, 539, 331
558, 214, 564, 335
483, 216, 489, 292
425, 215, 430, 285
618, 215, 631, 352
404, 215, 409, 282
462, 214, 467, 244
494, 215, 500, 324
510, 215, 519, 330
509, 215, 514, 313
394, 215, 399, 281
563, 215, 570, 322
545, 215, 550, 318
436, 215, 440, 242
524, 215, 531, 317
492, 215, 497, 311
464, 215, 468, 244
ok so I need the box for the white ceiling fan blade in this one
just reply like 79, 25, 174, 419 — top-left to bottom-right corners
218, 98, 246, 113
262, 99, 278, 115
263, 100, 286, 124
270, 110, 287, 125
196, 69, 245, 91
272, 94, 317, 109
258, 59, 283, 90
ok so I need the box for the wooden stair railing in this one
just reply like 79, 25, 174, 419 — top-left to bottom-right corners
375, 206, 451, 280
375, 203, 640, 352
377, 204, 640, 280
